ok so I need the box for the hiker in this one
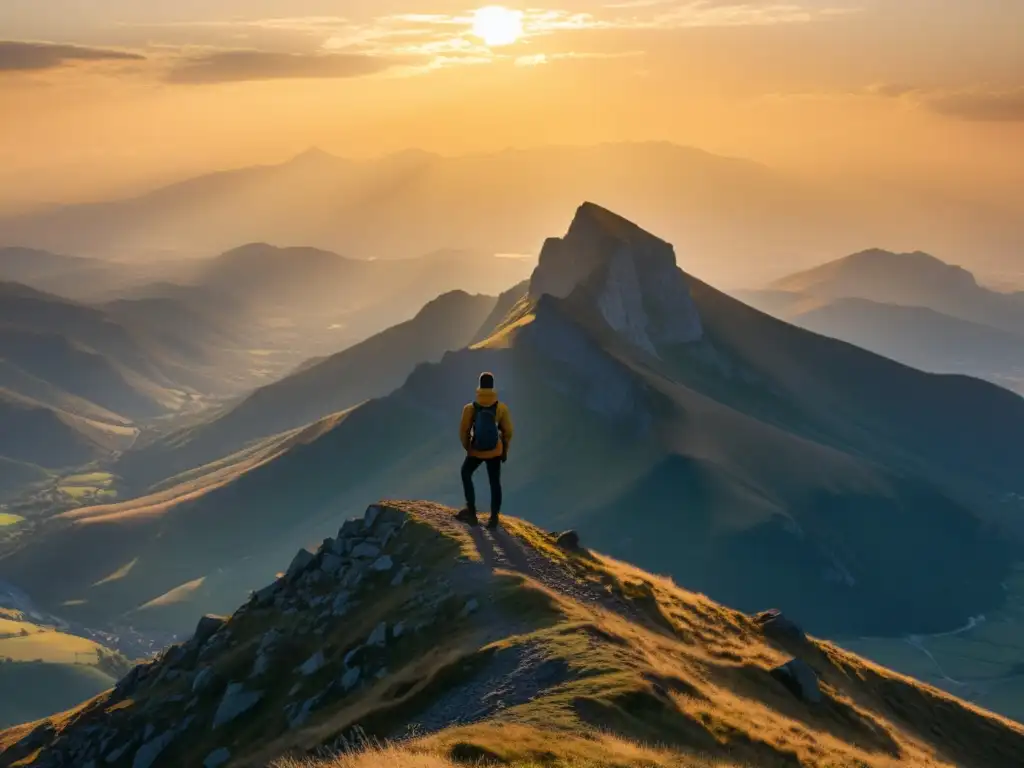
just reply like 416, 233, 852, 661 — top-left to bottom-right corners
457, 372, 513, 529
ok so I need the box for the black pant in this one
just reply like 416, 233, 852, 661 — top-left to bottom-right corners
461, 456, 502, 514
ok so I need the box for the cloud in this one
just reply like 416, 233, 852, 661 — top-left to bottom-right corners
926, 89, 1024, 123
0, 41, 144, 72
165, 50, 399, 84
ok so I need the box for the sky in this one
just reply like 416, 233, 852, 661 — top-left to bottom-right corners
0, 0, 1022, 210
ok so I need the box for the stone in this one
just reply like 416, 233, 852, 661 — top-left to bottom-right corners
341, 666, 361, 691
754, 609, 807, 645
251, 653, 271, 678
375, 524, 398, 549
253, 583, 278, 607
106, 743, 131, 763
771, 658, 821, 704
193, 615, 227, 647
370, 555, 394, 572
368, 621, 387, 647
461, 599, 480, 618
258, 629, 282, 653
363, 505, 382, 530
297, 650, 326, 676
555, 530, 581, 551
393, 621, 406, 639
338, 519, 363, 539
391, 566, 411, 587
341, 565, 365, 590
213, 683, 264, 728
320, 552, 343, 574
319, 537, 336, 554
203, 748, 231, 768
344, 645, 365, 667
143, 724, 155, 742
132, 731, 175, 768
351, 542, 382, 559
286, 548, 316, 581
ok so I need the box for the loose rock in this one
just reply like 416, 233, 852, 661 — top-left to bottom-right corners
204, 748, 231, 768
771, 658, 821, 704
370, 555, 394, 572
213, 683, 264, 728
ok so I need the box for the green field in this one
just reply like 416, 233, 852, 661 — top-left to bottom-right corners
840, 562, 1024, 724
56, 472, 117, 504
0, 513, 24, 527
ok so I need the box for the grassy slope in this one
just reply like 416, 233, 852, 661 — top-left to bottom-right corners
3, 502, 1023, 768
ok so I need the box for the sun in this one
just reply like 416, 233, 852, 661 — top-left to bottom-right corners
471, 5, 524, 47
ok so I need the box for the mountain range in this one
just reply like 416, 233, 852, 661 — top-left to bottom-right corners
2, 144, 1020, 288
738, 249, 1024, 393
3, 203, 1021, 658
3, 501, 1023, 768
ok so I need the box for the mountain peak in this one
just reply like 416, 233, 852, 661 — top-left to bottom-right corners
529, 202, 702, 354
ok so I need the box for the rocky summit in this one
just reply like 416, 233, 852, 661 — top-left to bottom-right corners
3, 501, 1023, 768
529, 202, 704, 354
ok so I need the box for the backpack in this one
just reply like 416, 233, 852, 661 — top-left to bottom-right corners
471, 402, 500, 452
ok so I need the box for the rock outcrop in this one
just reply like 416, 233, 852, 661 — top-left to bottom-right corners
529, 202, 703, 354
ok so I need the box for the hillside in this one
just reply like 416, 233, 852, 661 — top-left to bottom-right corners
2, 204, 1022, 715
0, 608, 130, 728
785, 297, 1024, 394
2, 501, 1023, 768
0, 390, 136, 470
116, 291, 500, 489
768, 249, 1024, 335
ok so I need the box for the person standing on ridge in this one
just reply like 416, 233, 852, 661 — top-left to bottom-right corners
457, 372, 513, 529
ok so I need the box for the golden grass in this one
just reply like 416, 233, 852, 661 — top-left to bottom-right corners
0, 627, 106, 664
0, 513, 24, 527
5, 502, 1024, 768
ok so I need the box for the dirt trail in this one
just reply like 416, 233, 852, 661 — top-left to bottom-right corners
401, 502, 643, 626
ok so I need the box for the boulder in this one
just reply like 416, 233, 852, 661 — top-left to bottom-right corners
556, 530, 581, 551
341, 666, 361, 691
193, 615, 227, 648
368, 622, 388, 647
321, 552, 344, 574
338, 519, 363, 540
203, 748, 231, 768
363, 505, 382, 530
286, 548, 316, 581
213, 683, 264, 728
461, 598, 480, 618
319, 537, 336, 554
253, 582, 278, 607
370, 555, 394, 573
297, 650, 326, 676
771, 658, 821, 704
132, 731, 175, 768
754, 609, 807, 645
391, 566, 411, 587
351, 542, 382, 560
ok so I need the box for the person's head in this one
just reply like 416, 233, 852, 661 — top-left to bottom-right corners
479, 372, 495, 390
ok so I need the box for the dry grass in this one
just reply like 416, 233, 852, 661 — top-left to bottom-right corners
5, 502, 1024, 768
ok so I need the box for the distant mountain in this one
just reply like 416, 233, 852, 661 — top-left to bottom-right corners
5, 501, 1024, 767
770, 248, 1024, 334
116, 290, 500, 489
6, 204, 1022, 650
0, 247, 194, 303
739, 250, 1024, 393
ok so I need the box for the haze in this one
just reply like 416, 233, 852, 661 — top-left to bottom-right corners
1, 0, 1022, 284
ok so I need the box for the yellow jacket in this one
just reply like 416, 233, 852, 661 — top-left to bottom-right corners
460, 388, 514, 459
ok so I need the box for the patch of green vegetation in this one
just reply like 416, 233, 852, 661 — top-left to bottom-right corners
56, 471, 119, 504
62, 472, 114, 486
0, 513, 24, 527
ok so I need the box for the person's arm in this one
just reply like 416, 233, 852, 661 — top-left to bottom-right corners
499, 405, 513, 459
459, 405, 473, 451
